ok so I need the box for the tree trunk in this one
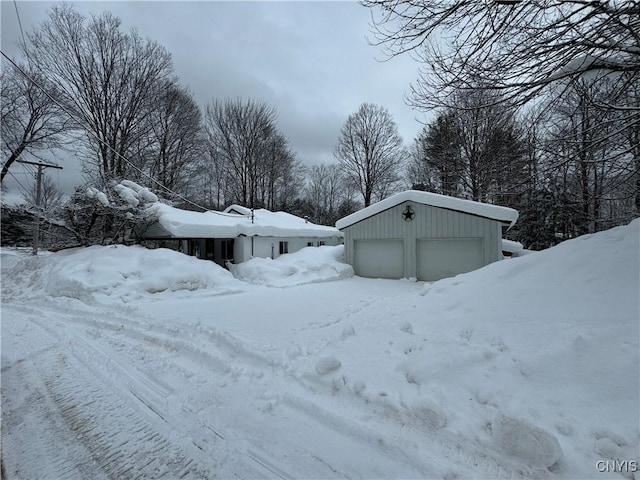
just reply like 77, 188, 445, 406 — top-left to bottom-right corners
1, 143, 27, 184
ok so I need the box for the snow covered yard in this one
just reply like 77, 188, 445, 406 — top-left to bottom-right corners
2, 221, 639, 479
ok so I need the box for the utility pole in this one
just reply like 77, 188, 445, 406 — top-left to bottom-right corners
16, 159, 63, 255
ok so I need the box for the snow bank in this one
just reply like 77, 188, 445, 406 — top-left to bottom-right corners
229, 245, 353, 287
4, 245, 245, 303
404, 219, 639, 472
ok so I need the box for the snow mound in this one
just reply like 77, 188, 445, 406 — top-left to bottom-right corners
114, 184, 141, 207
229, 245, 353, 287
86, 186, 109, 206
420, 219, 639, 317
315, 356, 342, 375
120, 180, 158, 203
5, 245, 245, 303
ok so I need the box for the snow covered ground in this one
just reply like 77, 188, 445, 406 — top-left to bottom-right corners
2, 221, 639, 479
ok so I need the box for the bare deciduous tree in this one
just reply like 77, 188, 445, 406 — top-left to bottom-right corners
204, 98, 299, 209
305, 163, 349, 225
198, 145, 230, 210
137, 80, 203, 196
258, 132, 295, 210
205, 98, 276, 207
24, 172, 64, 213
1, 63, 69, 183
544, 77, 638, 235
363, 1, 640, 110
276, 156, 307, 211
454, 90, 529, 203
24, 4, 174, 181
334, 103, 406, 207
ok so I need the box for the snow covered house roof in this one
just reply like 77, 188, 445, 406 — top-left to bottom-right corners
335, 190, 519, 230
146, 203, 342, 239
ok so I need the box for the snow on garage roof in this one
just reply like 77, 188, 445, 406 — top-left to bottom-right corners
335, 190, 519, 230
150, 202, 342, 238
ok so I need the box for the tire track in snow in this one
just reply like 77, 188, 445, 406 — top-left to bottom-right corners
1, 308, 212, 479
58, 313, 300, 479
8, 302, 298, 479
64, 305, 534, 479
12, 300, 274, 377
44, 373, 207, 479
7, 300, 541, 479
37, 343, 212, 479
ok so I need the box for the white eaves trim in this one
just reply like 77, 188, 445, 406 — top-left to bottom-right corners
335, 190, 519, 230
150, 203, 342, 238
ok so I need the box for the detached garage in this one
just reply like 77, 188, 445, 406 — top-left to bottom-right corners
336, 190, 519, 281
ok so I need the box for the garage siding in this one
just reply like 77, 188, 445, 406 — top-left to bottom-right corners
343, 201, 502, 279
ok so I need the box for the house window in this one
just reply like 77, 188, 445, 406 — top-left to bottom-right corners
317, 241, 325, 247
188, 240, 200, 257
307, 242, 314, 247
279, 241, 288, 254
221, 239, 234, 261
205, 239, 215, 259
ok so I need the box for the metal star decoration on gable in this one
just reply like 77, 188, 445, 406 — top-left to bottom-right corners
402, 205, 415, 221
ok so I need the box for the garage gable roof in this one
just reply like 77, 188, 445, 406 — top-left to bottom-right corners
336, 190, 519, 230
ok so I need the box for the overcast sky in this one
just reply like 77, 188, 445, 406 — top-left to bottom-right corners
1, 1, 429, 198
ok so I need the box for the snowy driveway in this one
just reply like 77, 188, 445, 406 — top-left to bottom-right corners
2, 282, 542, 479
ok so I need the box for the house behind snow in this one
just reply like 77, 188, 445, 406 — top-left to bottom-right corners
142, 204, 343, 266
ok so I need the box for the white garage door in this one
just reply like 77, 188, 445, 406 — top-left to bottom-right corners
354, 239, 404, 279
417, 238, 484, 281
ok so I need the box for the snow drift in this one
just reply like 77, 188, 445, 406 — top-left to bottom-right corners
229, 245, 354, 287
3, 245, 245, 303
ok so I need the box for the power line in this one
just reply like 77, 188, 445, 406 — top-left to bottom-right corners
0, 49, 242, 217
13, 0, 28, 52
6, 169, 32, 194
